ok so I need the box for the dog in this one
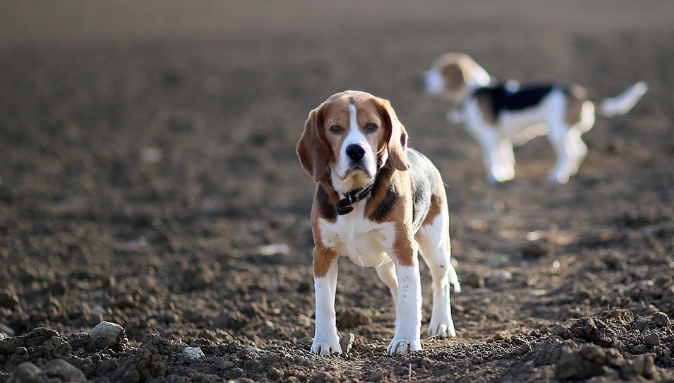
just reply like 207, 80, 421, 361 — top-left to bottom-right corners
424, 52, 648, 184
297, 90, 460, 356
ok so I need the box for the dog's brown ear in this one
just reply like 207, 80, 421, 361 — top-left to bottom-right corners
297, 105, 331, 182
377, 98, 409, 171
442, 62, 466, 89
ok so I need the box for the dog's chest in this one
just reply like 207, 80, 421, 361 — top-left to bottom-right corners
317, 202, 395, 268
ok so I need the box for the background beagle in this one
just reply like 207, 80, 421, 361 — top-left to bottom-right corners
424, 52, 648, 184
297, 90, 460, 356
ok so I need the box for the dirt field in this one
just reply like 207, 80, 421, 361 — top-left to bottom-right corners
2, 1, 674, 382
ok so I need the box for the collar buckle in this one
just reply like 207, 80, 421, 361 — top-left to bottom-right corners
335, 184, 373, 215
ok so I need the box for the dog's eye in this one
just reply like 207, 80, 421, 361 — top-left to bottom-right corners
364, 123, 378, 133
329, 125, 343, 134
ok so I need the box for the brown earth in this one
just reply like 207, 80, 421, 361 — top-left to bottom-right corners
1, 1, 674, 382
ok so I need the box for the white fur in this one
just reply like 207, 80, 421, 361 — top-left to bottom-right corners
425, 54, 647, 184
318, 202, 395, 268
600, 81, 648, 117
311, 260, 341, 355
332, 104, 377, 194
416, 213, 460, 338
313, 193, 460, 355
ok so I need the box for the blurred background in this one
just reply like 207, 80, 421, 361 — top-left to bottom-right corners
1, 0, 673, 367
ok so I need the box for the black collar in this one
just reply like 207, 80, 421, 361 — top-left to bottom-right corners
335, 184, 374, 215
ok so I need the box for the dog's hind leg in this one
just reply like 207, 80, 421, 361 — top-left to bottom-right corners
376, 260, 399, 308
416, 211, 459, 338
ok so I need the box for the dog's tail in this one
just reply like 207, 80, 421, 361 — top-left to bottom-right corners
598, 81, 648, 117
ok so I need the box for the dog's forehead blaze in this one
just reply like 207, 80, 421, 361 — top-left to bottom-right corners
321, 95, 385, 133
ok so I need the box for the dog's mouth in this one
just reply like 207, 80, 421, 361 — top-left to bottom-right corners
332, 166, 375, 195
343, 167, 374, 183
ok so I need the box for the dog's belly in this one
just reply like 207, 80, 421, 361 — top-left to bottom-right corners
498, 109, 551, 139
317, 206, 396, 268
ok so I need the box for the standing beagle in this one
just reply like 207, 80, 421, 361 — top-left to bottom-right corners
297, 90, 460, 356
424, 52, 648, 184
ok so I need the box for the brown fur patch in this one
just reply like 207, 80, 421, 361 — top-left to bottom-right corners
475, 91, 496, 125
564, 84, 588, 125
373, 170, 416, 266
393, 221, 416, 266
422, 194, 442, 227
313, 245, 338, 278
441, 63, 466, 90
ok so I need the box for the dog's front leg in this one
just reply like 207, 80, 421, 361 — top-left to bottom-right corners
387, 257, 422, 356
311, 248, 341, 355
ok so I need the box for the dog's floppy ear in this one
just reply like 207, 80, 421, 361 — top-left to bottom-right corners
297, 104, 331, 182
377, 98, 409, 171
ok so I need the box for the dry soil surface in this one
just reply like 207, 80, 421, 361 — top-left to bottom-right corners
1, 1, 674, 382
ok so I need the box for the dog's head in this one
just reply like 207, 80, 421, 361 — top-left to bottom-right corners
297, 90, 409, 194
424, 53, 492, 104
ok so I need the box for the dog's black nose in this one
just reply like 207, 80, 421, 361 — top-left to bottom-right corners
346, 144, 366, 161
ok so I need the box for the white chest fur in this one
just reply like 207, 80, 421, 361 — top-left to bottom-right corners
317, 201, 396, 268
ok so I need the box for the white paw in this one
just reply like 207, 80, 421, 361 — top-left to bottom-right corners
311, 338, 342, 355
547, 170, 570, 184
387, 339, 422, 356
428, 319, 456, 338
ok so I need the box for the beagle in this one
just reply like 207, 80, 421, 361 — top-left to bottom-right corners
424, 52, 648, 184
297, 90, 460, 356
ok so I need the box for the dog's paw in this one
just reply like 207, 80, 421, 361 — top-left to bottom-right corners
311, 338, 342, 356
387, 339, 422, 356
428, 320, 456, 338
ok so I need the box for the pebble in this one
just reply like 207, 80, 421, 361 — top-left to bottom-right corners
0, 323, 15, 337
183, 346, 205, 359
0, 290, 19, 308
339, 333, 355, 354
651, 312, 670, 327
257, 243, 290, 256
89, 321, 128, 348
644, 332, 660, 347
9, 360, 86, 383
485, 271, 513, 287
41, 359, 87, 382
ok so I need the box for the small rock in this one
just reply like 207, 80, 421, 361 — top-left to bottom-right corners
521, 242, 548, 259
485, 255, 510, 267
551, 323, 571, 339
49, 281, 68, 296
663, 285, 674, 301
41, 359, 87, 382
89, 321, 127, 348
651, 312, 670, 327
644, 332, 660, 347
463, 272, 485, 288
0, 323, 15, 337
0, 290, 19, 308
7, 362, 41, 383
183, 346, 204, 359
368, 370, 390, 382
311, 371, 333, 383
268, 367, 284, 380
339, 333, 355, 355
257, 243, 290, 256
485, 271, 512, 287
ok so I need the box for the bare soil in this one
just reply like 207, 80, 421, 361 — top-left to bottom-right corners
1, 1, 674, 382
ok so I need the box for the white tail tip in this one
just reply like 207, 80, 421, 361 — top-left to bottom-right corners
600, 81, 648, 117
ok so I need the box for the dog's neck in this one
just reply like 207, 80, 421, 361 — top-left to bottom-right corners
322, 160, 385, 216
